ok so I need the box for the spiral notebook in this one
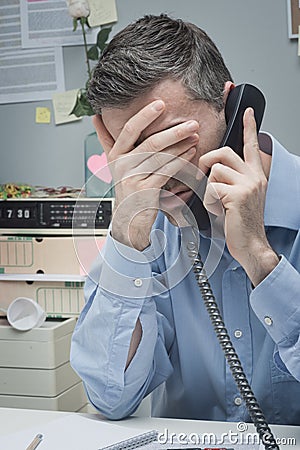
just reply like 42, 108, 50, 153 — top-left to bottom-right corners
0, 413, 158, 450
100, 429, 158, 450
0, 412, 263, 450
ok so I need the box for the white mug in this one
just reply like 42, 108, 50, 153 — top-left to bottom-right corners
4, 297, 46, 331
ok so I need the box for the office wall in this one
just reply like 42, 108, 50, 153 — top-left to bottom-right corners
0, 0, 299, 188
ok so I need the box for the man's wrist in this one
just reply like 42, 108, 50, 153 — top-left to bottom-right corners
242, 245, 280, 287
111, 224, 151, 251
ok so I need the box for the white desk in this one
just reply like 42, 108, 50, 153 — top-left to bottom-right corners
0, 407, 299, 449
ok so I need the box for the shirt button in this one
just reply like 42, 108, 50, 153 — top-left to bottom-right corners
234, 329, 243, 339
134, 278, 143, 287
264, 316, 273, 326
234, 397, 243, 406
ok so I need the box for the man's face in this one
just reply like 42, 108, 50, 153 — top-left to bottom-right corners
101, 79, 227, 224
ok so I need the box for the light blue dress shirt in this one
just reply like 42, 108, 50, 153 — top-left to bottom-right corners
71, 133, 300, 425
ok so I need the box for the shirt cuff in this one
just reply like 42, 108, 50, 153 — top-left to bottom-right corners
250, 255, 300, 344
99, 232, 155, 299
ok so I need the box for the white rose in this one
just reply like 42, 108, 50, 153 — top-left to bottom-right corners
66, 0, 90, 19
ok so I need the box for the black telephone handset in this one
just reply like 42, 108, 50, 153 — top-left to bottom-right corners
187, 85, 278, 449
186, 83, 266, 229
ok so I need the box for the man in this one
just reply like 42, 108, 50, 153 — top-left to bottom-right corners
70, 14, 300, 424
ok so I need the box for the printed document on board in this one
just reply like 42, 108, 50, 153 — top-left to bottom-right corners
0, 0, 65, 104
20, 0, 98, 48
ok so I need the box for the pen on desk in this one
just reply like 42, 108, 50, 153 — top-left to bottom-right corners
25, 433, 43, 450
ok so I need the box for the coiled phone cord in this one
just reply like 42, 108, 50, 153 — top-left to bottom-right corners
187, 242, 280, 450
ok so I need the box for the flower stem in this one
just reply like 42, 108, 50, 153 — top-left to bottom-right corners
80, 17, 92, 80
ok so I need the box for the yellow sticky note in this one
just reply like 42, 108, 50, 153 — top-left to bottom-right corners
36, 107, 51, 124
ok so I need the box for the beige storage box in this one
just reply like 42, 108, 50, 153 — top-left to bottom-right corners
0, 280, 85, 317
0, 359, 80, 397
0, 317, 76, 368
0, 382, 87, 412
0, 317, 87, 411
0, 235, 106, 275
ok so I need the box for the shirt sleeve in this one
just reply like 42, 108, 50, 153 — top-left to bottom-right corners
250, 254, 300, 380
70, 232, 174, 420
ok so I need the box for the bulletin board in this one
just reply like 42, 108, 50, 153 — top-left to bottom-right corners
287, 0, 300, 38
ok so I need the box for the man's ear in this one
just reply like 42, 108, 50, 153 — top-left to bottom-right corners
223, 81, 235, 104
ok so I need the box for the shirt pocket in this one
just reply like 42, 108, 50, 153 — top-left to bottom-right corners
270, 360, 300, 425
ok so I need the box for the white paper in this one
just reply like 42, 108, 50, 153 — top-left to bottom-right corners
0, 0, 22, 51
20, 0, 98, 48
0, 413, 264, 450
0, 0, 65, 104
52, 89, 82, 124
0, 46, 65, 104
0, 413, 156, 450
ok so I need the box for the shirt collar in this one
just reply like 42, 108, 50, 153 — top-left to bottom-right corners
263, 132, 300, 230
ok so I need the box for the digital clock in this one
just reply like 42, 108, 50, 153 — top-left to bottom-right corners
0, 202, 36, 227
3, 205, 34, 220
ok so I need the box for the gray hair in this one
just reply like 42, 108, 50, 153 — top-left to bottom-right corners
87, 14, 233, 114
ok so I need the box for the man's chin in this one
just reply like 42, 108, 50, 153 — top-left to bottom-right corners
159, 204, 189, 228
159, 191, 194, 227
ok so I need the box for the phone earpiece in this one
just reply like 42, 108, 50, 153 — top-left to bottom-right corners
221, 84, 266, 159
